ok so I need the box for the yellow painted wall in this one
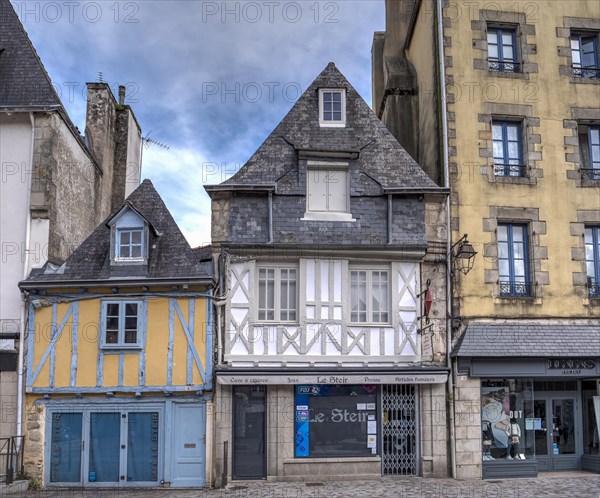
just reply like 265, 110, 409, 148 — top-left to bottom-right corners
29, 290, 209, 390
406, 0, 440, 179
440, 0, 600, 318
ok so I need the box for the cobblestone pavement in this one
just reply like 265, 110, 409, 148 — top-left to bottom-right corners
12, 474, 600, 498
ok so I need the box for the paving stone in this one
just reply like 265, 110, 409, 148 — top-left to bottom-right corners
12, 474, 600, 498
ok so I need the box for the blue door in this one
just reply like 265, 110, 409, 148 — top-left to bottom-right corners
171, 403, 206, 487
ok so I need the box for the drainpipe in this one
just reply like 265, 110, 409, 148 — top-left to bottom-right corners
16, 113, 36, 444
437, 0, 457, 479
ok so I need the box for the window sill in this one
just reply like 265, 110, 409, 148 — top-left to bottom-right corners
491, 175, 538, 186
486, 70, 528, 80
318, 122, 346, 128
302, 212, 355, 222
101, 345, 143, 352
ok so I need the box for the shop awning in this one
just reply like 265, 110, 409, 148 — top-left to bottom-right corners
216, 366, 449, 385
452, 322, 600, 358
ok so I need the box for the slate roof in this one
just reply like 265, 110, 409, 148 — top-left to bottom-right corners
452, 322, 600, 358
23, 180, 213, 285
0, 0, 63, 108
218, 63, 440, 190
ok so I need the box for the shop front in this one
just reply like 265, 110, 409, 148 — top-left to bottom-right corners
214, 367, 449, 482
455, 325, 600, 478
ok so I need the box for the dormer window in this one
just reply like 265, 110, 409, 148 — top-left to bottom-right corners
108, 205, 151, 265
116, 228, 144, 259
319, 88, 346, 127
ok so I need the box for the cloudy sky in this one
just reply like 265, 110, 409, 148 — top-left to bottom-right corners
15, 0, 384, 246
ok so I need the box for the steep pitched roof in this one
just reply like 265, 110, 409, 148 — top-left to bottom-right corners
219, 63, 439, 190
24, 180, 212, 284
452, 322, 600, 358
0, 0, 63, 108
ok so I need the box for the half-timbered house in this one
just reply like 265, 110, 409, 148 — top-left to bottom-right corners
206, 63, 451, 482
19, 180, 214, 488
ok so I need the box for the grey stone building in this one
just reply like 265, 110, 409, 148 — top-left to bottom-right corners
0, 0, 141, 452
206, 63, 451, 483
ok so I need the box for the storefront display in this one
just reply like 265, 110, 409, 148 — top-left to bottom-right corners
481, 379, 534, 461
295, 385, 377, 457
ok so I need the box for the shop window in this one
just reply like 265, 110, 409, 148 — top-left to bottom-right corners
481, 379, 534, 462
579, 124, 600, 180
498, 223, 531, 297
582, 380, 600, 456
571, 33, 600, 78
585, 226, 600, 298
101, 301, 143, 348
492, 120, 525, 177
487, 26, 519, 73
295, 385, 377, 458
349, 269, 390, 324
49, 409, 160, 485
257, 267, 297, 322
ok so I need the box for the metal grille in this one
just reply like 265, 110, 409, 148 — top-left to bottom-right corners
382, 385, 418, 476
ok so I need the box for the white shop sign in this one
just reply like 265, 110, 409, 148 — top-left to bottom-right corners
217, 372, 448, 385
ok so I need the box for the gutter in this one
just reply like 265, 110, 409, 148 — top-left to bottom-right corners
204, 184, 275, 193
436, 0, 457, 479
19, 276, 215, 291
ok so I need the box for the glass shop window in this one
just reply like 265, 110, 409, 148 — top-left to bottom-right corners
295, 385, 378, 458
481, 379, 534, 462
582, 380, 600, 456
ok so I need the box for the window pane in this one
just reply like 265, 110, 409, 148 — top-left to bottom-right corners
126, 303, 138, 316
590, 128, 600, 145
488, 31, 498, 45
125, 330, 137, 344
497, 225, 508, 242
502, 32, 513, 45
492, 124, 503, 140
503, 44, 514, 60
513, 226, 524, 242
507, 142, 520, 160
89, 412, 121, 482
106, 330, 118, 344
131, 231, 142, 244
506, 124, 519, 141
127, 413, 159, 482
514, 260, 525, 278
499, 259, 510, 278
120, 231, 131, 244
493, 141, 504, 161
130, 245, 142, 258
107, 303, 119, 316
120, 245, 131, 258
488, 43, 499, 59
50, 413, 82, 483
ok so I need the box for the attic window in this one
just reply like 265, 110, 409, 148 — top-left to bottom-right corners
319, 88, 346, 127
116, 228, 144, 260
302, 161, 354, 222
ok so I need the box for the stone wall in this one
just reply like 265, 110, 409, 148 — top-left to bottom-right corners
31, 113, 101, 265
453, 375, 482, 479
22, 398, 45, 482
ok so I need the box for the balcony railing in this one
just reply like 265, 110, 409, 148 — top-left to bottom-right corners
572, 66, 600, 78
0, 436, 24, 485
589, 278, 600, 299
499, 281, 531, 297
494, 163, 526, 178
488, 59, 521, 73
581, 168, 600, 181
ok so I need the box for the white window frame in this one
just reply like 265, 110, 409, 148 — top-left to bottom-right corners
302, 161, 354, 222
115, 227, 145, 261
348, 267, 391, 325
101, 300, 144, 349
255, 265, 299, 323
318, 88, 346, 127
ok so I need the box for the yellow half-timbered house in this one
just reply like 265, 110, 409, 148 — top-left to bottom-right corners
19, 180, 214, 488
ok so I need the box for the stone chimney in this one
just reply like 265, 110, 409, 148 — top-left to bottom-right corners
85, 82, 141, 216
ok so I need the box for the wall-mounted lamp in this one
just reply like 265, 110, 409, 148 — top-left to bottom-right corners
452, 234, 477, 276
